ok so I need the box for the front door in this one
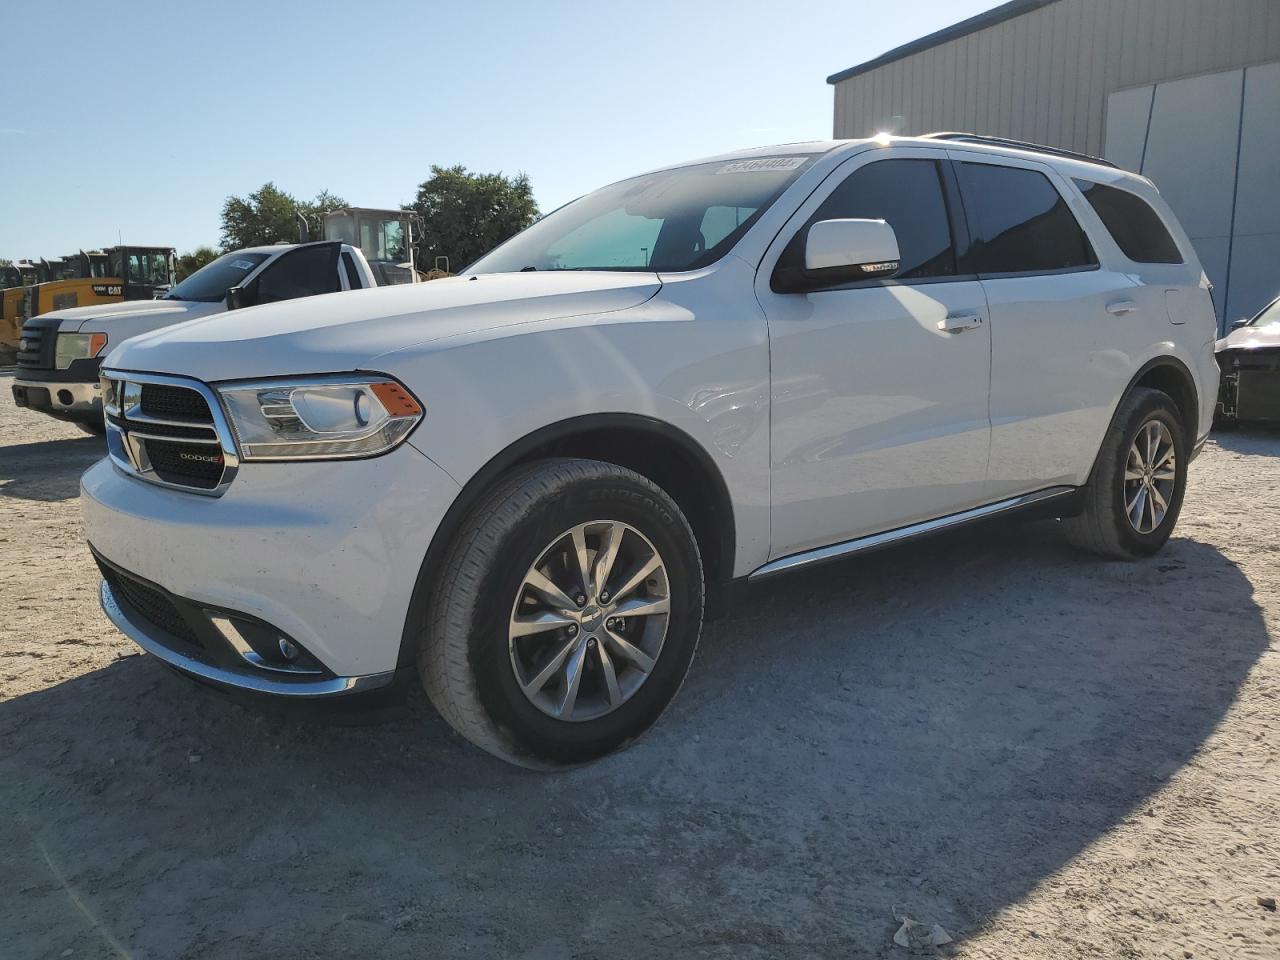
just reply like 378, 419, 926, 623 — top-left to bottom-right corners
756, 148, 992, 560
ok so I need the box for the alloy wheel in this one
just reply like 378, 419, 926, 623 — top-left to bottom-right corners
508, 520, 670, 722
1123, 419, 1177, 534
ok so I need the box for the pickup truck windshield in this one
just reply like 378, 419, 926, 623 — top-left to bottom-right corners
468, 156, 817, 274
165, 252, 269, 303
1251, 298, 1280, 327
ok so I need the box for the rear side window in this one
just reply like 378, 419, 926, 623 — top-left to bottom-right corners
956, 162, 1096, 275
808, 158, 956, 279
1073, 179, 1183, 264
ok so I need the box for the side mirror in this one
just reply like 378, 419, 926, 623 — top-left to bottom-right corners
1230, 317, 1250, 330
806, 218, 900, 276
225, 286, 255, 311
775, 219, 901, 293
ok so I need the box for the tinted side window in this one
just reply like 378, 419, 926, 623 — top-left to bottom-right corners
808, 159, 957, 279
255, 244, 341, 304
956, 163, 1096, 274
1073, 179, 1183, 264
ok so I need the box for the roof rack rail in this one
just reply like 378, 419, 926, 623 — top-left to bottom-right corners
920, 132, 1118, 169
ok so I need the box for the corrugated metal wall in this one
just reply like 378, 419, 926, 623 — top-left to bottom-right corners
832, 0, 1280, 156
1103, 61, 1280, 327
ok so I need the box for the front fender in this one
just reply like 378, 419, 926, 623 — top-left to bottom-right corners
384, 259, 772, 575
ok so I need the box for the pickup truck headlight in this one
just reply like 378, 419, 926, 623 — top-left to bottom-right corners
55, 332, 108, 369
216, 376, 423, 460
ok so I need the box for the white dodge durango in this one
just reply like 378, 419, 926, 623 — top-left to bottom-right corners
82, 134, 1219, 767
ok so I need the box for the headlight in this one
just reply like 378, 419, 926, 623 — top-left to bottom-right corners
55, 332, 108, 369
216, 375, 423, 460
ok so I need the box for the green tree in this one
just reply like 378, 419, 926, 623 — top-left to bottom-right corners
409, 166, 538, 272
220, 183, 346, 249
175, 246, 221, 282
300, 189, 348, 231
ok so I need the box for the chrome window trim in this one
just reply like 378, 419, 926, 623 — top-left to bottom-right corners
101, 368, 241, 497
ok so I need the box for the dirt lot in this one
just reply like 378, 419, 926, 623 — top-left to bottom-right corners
1, 369, 1278, 960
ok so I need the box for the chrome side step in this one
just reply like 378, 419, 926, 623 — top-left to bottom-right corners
748, 486, 1076, 581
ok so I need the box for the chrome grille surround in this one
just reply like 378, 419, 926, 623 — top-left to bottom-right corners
100, 368, 240, 497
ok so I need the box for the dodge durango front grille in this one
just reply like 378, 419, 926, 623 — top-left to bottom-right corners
140, 382, 216, 421
101, 370, 239, 496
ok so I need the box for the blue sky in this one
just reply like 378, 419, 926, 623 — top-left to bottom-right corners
0, 0, 995, 260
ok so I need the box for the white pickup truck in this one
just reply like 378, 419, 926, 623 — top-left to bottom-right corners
12, 241, 377, 432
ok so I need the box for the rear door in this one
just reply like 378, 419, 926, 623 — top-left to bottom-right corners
948, 152, 1141, 498
757, 147, 992, 558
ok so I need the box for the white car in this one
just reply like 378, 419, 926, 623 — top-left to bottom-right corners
12, 242, 376, 431
82, 135, 1219, 767
1215, 294, 1280, 425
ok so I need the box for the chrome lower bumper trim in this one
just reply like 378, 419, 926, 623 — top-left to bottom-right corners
749, 486, 1077, 581
14, 377, 100, 412
100, 580, 393, 697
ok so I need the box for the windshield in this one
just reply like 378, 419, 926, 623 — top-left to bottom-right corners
1251, 298, 1280, 327
127, 251, 172, 287
468, 155, 817, 274
165, 252, 269, 302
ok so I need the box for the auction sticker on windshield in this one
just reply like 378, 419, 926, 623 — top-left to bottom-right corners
716, 157, 808, 174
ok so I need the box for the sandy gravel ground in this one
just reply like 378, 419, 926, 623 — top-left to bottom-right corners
1, 369, 1278, 960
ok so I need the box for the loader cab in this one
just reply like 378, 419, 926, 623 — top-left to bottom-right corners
1, 264, 33, 348
107, 245, 176, 299
60, 250, 111, 279
38, 258, 67, 282
23, 246, 175, 317
320, 207, 419, 285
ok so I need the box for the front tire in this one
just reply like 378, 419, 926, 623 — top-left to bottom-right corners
77, 420, 106, 436
1062, 387, 1188, 559
419, 458, 704, 768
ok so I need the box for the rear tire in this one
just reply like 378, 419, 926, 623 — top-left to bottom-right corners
1062, 387, 1187, 559
418, 458, 704, 768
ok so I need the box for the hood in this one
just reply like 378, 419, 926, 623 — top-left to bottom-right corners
40, 298, 221, 332
1217, 319, 1280, 352
104, 272, 663, 382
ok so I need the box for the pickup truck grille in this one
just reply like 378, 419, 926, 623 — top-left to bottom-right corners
15, 317, 61, 371
102, 371, 239, 496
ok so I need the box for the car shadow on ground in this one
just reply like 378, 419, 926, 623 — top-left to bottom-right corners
0, 436, 104, 503
0, 521, 1267, 959
1211, 424, 1280, 454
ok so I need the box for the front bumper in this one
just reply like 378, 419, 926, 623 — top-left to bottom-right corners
1216, 346, 1280, 422
99, 575, 392, 697
82, 441, 461, 688
12, 377, 102, 422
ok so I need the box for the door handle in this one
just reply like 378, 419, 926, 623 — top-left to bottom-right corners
1106, 299, 1139, 316
938, 312, 984, 334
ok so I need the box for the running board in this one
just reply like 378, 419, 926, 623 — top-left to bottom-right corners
748, 486, 1077, 581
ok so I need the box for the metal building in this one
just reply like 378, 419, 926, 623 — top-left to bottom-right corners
827, 0, 1280, 330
